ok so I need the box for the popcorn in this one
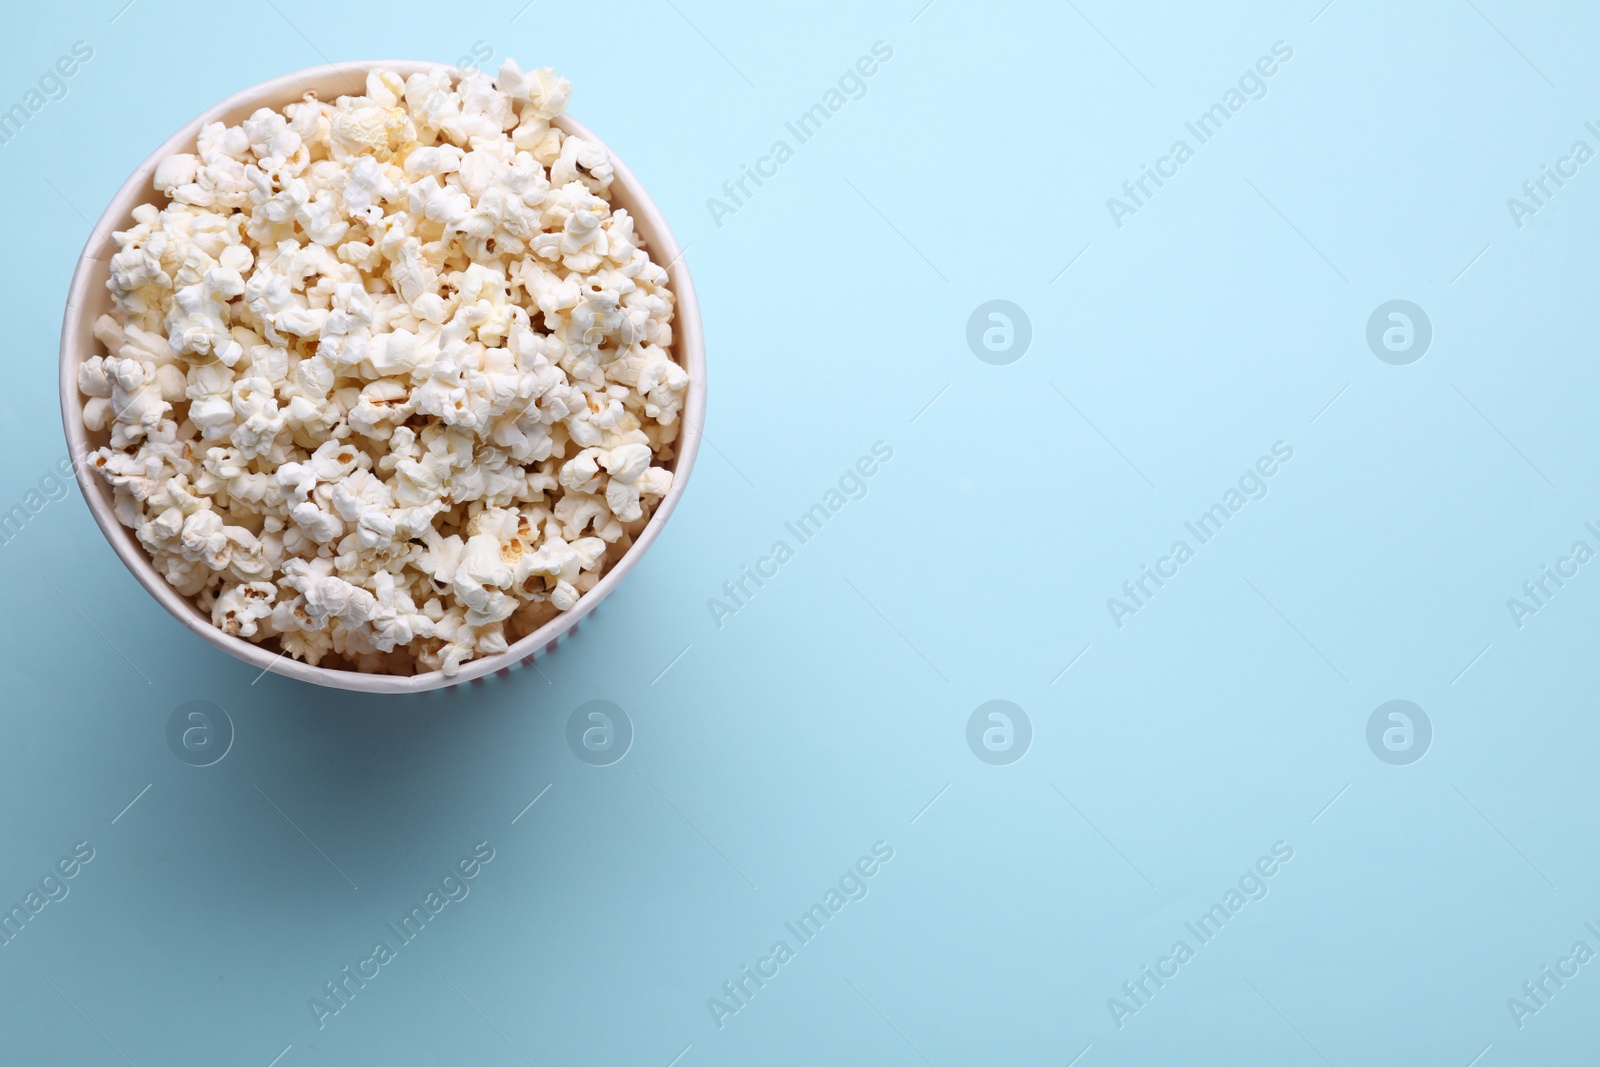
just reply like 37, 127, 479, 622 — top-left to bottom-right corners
550, 135, 614, 195
81, 62, 686, 676
212, 582, 277, 637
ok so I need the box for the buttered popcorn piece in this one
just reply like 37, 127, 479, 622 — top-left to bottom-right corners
81, 61, 686, 677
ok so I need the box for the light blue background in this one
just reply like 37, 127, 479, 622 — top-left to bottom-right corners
3, 1, 1598, 1064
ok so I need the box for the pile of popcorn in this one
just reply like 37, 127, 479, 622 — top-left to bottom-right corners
80, 61, 688, 676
